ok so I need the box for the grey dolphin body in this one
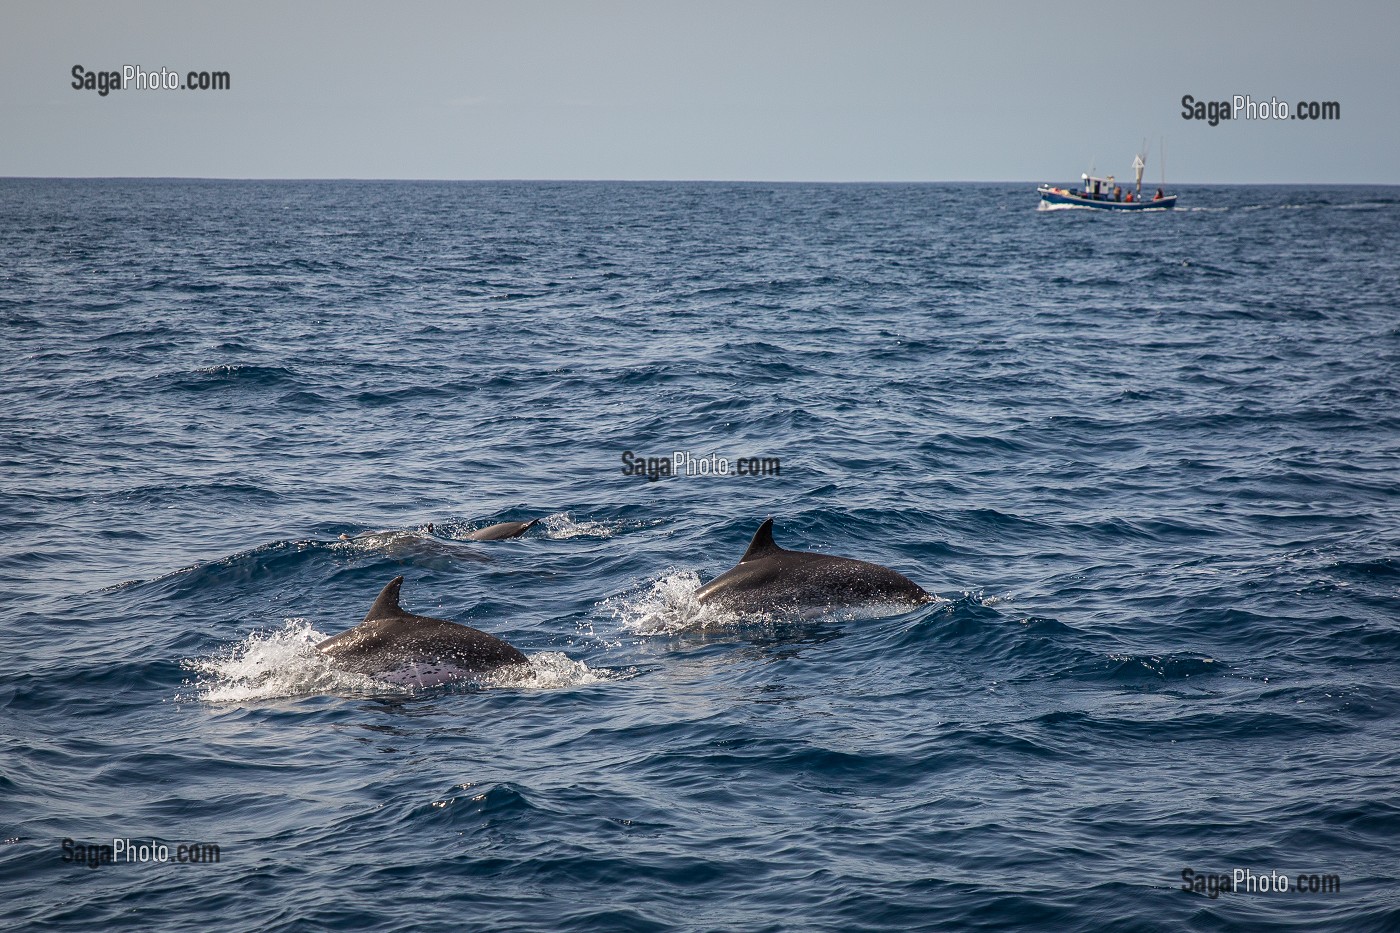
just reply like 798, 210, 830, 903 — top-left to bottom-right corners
318, 576, 527, 686
466, 518, 540, 541
337, 526, 491, 564
694, 518, 934, 616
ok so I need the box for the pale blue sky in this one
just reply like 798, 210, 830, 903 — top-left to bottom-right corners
2, 0, 1395, 183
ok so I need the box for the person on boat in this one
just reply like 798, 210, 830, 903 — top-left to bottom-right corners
1113, 186, 1122, 202
1125, 191, 1134, 203
1154, 188, 1164, 201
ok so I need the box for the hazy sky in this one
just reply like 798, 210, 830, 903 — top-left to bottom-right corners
2, 0, 1395, 183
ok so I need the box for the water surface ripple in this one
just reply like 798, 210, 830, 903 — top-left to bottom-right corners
1, 180, 1397, 931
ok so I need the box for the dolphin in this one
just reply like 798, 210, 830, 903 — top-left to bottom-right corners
339, 522, 434, 544
318, 576, 527, 687
694, 518, 934, 616
336, 525, 491, 564
466, 518, 540, 541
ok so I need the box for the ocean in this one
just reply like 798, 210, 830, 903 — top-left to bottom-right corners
1, 179, 1397, 931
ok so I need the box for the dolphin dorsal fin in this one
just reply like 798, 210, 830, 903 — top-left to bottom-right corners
364, 575, 409, 621
740, 518, 782, 562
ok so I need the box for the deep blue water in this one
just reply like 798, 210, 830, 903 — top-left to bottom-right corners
2, 179, 1398, 931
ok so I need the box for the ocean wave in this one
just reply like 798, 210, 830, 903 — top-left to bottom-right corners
6, 179, 1398, 932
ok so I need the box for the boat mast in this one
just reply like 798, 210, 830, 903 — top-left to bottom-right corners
1133, 142, 1146, 200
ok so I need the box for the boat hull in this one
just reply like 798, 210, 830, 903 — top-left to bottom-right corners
1037, 186, 1176, 211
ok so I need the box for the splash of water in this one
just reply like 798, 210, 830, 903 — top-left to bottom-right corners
538, 511, 620, 540
602, 570, 709, 636
491, 651, 614, 689
181, 619, 385, 702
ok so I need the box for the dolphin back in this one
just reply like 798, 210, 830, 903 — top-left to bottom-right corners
467, 518, 540, 541
319, 576, 528, 682
697, 518, 933, 614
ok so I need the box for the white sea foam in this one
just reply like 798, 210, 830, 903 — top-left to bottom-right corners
181, 619, 386, 703
975, 591, 1015, 607
539, 511, 620, 539
603, 569, 711, 636
491, 651, 614, 689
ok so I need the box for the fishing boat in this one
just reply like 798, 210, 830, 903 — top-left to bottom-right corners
1038, 149, 1176, 210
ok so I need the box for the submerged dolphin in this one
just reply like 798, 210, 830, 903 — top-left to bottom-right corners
336, 525, 491, 564
318, 576, 527, 686
694, 518, 933, 616
466, 518, 541, 541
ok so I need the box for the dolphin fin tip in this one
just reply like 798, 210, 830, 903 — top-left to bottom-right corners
740, 517, 780, 561
365, 575, 408, 621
